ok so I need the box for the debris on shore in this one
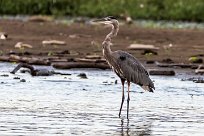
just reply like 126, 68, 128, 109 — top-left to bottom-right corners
155, 62, 198, 68
77, 73, 88, 79
15, 42, 33, 49
182, 77, 204, 83
11, 63, 71, 76
0, 32, 8, 40
42, 40, 66, 46
195, 65, 204, 74
128, 44, 159, 51
52, 62, 110, 70
149, 69, 175, 76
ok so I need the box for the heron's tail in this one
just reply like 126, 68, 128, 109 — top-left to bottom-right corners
149, 87, 154, 93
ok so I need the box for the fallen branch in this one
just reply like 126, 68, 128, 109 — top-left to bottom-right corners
52, 62, 110, 70
75, 58, 106, 63
149, 69, 175, 76
128, 44, 159, 50
9, 55, 50, 65
0, 56, 10, 61
11, 63, 71, 76
156, 62, 197, 68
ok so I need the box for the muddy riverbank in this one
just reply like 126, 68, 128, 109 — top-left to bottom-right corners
0, 18, 204, 74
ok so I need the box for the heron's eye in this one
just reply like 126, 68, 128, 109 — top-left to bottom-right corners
107, 16, 116, 20
119, 56, 126, 61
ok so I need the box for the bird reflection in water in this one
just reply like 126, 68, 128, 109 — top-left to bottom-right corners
119, 119, 152, 136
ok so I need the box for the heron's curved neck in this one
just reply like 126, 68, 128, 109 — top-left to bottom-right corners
102, 41, 112, 55
103, 21, 119, 56
104, 22, 119, 41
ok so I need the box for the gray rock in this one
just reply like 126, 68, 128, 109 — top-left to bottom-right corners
20, 79, 26, 82
77, 73, 87, 79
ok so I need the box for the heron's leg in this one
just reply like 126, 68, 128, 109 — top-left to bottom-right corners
127, 81, 130, 119
119, 78, 125, 118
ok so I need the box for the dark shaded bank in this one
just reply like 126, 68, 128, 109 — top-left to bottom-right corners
0, 0, 204, 22
0, 19, 204, 77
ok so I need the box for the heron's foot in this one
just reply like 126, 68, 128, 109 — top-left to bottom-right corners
119, 112, 121, 118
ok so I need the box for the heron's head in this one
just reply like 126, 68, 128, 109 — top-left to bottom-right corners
92, 16, 118, 26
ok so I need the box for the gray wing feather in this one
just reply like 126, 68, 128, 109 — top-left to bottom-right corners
111, 50, 155, 90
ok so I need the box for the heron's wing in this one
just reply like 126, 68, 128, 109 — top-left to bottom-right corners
112, 50, 155, 91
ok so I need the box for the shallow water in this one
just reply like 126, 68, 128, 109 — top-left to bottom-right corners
0, 63, 204, 136
1, 15, 204, 30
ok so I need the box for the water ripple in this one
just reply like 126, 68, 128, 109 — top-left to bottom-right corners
0, 63, 204, 135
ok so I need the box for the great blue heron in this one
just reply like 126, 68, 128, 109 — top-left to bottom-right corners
93, 16, 155, 119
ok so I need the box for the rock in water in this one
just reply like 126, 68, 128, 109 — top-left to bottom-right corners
20, 79, 26, 82
77, 73, 87, 79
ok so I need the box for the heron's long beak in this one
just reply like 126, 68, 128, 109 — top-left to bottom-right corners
92, 18, 106, 22
91, 18, 112, 25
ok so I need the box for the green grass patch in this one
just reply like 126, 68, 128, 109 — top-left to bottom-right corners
0, 0, 204, 22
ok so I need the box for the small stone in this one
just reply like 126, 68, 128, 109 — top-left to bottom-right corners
142, 50, 158, 55
162, 58, 174, 63
189, 57, 203, 63
77, 73, 87, 79
126, 16, 133, 24
60, 50, 70, 54
146, 60, 155, 64
14, 77, 20, 79
20, 79, 26, 82
0, 74, 9, 77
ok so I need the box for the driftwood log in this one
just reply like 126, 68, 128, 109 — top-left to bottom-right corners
74, 58, 106, 63
0, 56, 10, 61
0, 32, 8, 40
0, 55, 50, 65
10, 63, 54, 76
195, 65, 204, 74
128, 44, 159, 50
149, 69, 175, 76
11, 63, 71, 76
156, 62, 198, 68
182, 77, 204, 83
52, 62, 110, 70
